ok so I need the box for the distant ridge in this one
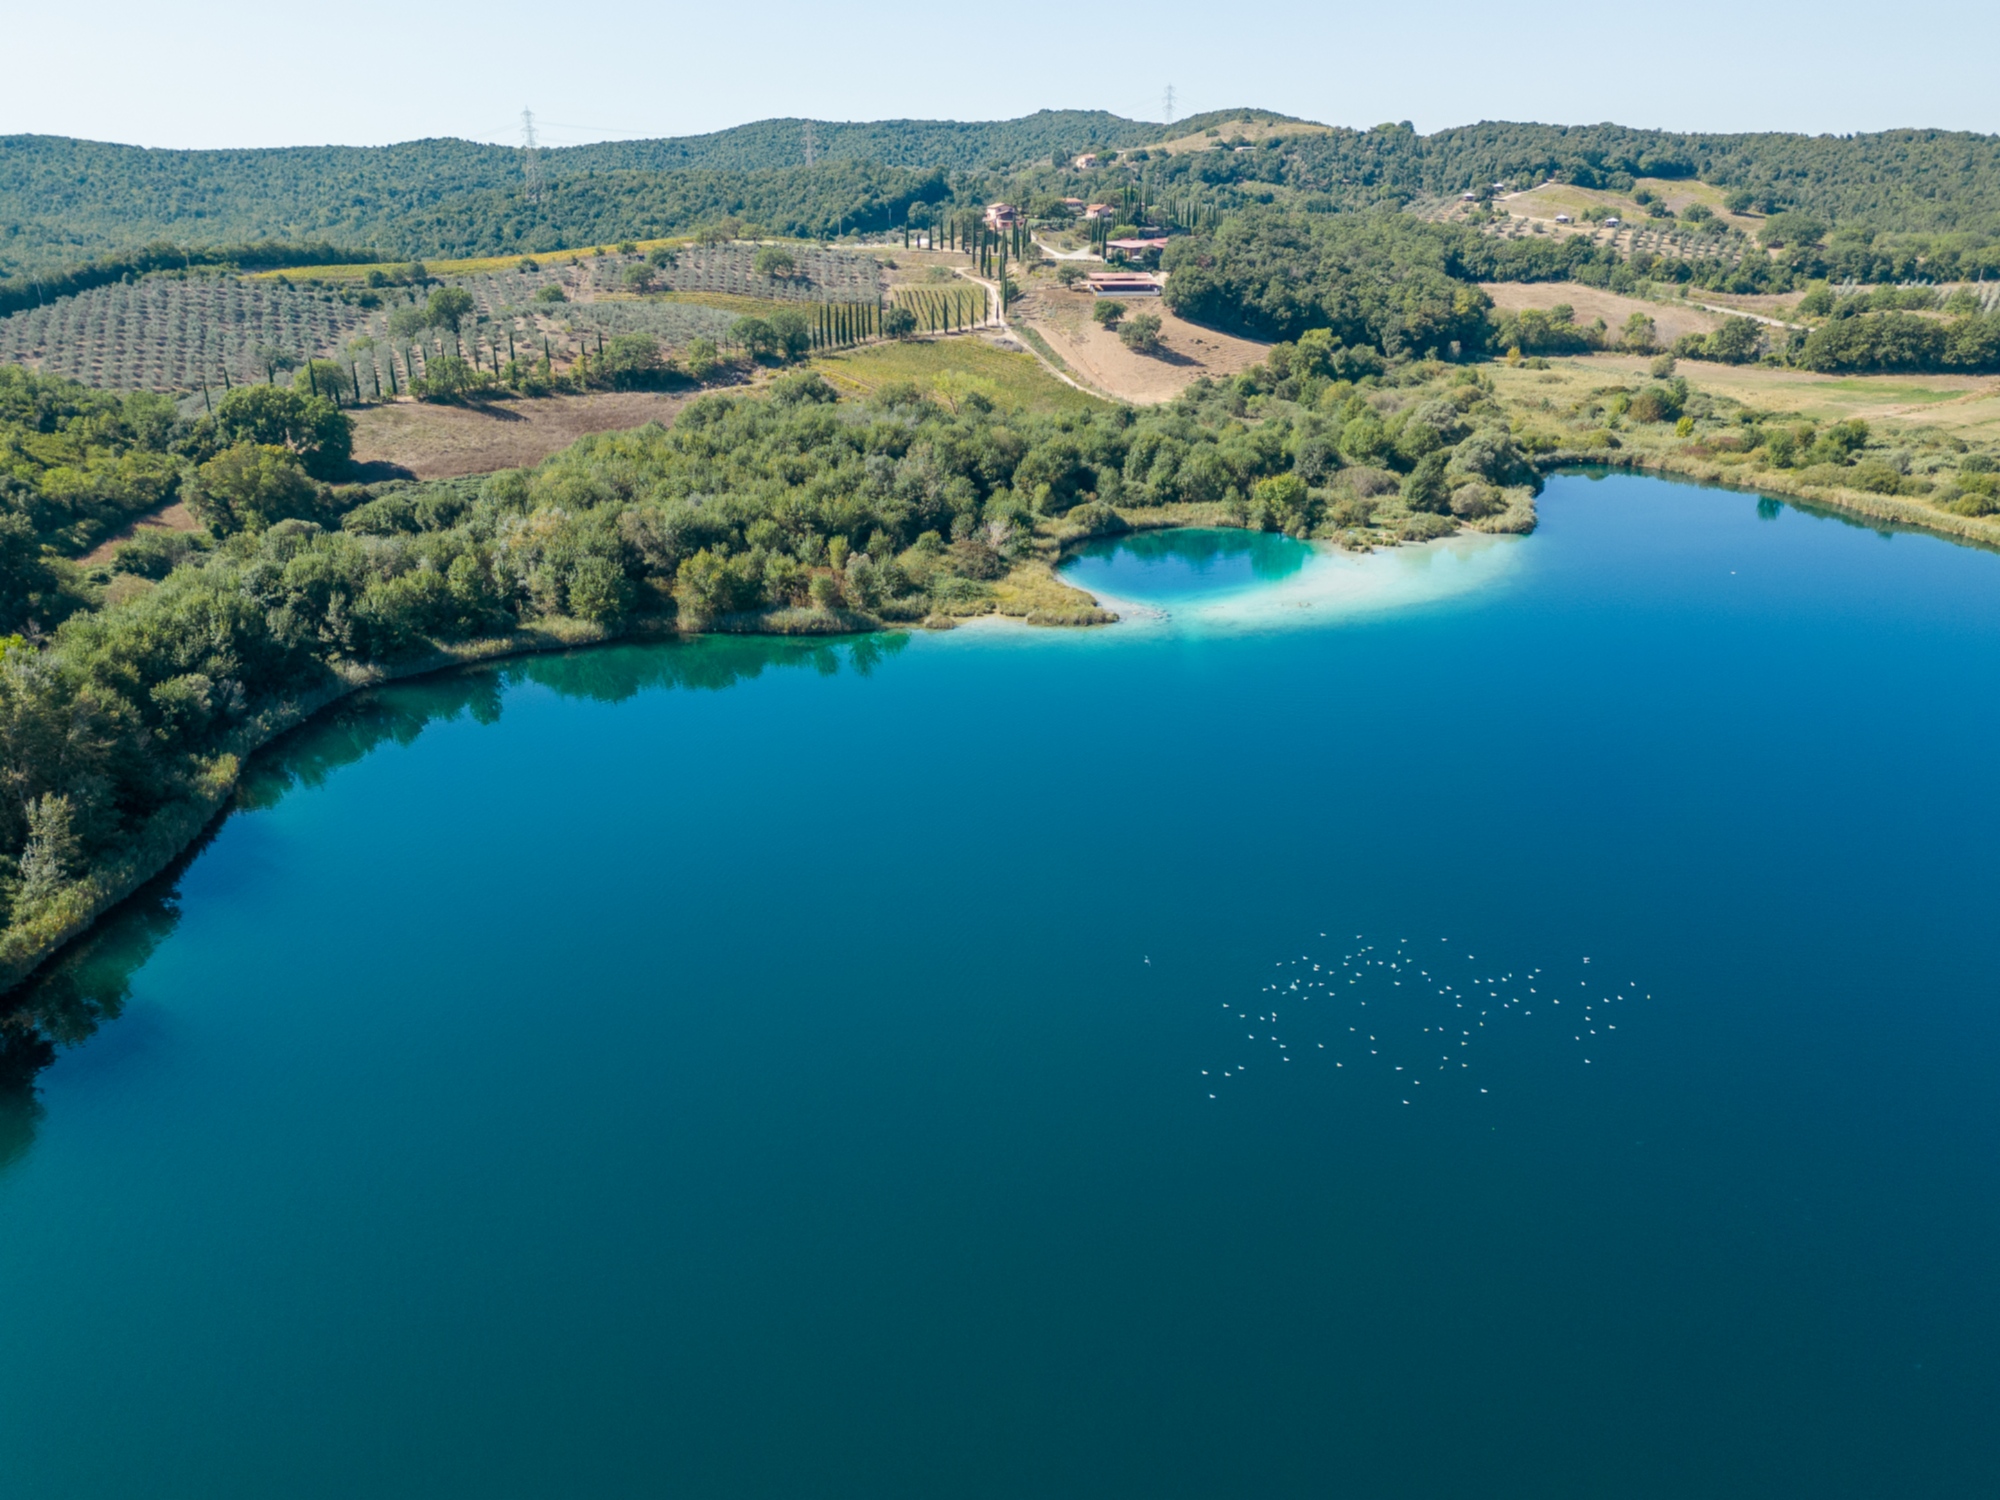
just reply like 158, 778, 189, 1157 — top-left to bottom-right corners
0, 110, 1302, 277
6, 110, 1999, 288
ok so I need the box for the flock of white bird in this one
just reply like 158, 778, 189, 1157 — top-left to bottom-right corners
1201, 934, 1650, 1103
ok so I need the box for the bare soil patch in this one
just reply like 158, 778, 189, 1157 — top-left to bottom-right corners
1011, 288, 1269, 404
77, 501, 201, 568
1479, 283, 1725, 346
1154, 118, 1330, 155
350, 391, 699, 479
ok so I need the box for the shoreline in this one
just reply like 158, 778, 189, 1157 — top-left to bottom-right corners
0, 556, 1117, 998
4, 461, 1992, 1000
1533, 449, 2000, 551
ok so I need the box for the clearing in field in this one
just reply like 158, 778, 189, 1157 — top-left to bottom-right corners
1008, 285, 1270, 404
1500, 177, 1764, 237
1479, 282, 1727, 346
812, 336, 1105, 417
1152, 117, 1330, 155
1488, 353, 2000, 441
349, 390, 703, 479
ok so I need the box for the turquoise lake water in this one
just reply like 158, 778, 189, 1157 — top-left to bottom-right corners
2, 471, 1997, 1497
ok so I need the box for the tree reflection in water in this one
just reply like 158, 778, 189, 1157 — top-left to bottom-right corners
0, 631, 909, 1171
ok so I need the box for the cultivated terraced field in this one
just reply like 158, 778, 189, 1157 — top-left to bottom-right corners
0, 244, 887, 393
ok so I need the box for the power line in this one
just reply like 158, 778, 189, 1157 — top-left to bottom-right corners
521, 107, 543, 203
1163, 84, 1176, 124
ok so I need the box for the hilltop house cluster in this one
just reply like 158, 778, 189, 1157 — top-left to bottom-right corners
979, 198, 1168, 292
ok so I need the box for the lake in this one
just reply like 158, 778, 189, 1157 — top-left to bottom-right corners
2, 471, 1997, 1498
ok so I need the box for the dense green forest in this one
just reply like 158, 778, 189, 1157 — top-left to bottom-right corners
1161, 208, 2000, 373
0, 111, 1278, 278
11, 112, 2000, 289
381, 161, 955, 261
1157, 121, 2000, 235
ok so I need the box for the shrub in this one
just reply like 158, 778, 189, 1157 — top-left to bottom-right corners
1402, 451, 1452, 513
1252, 472, 1316, 532
1119, 312, 1164, 353
1851, 460, 1910, 494
768, 371, 837, 407
683, 338, 723, 381
412, 355, 491, 402
769, 310, 812, 362
753, 246, 798, 279
199, 385, 352, 478
732, 317, 779, 359
1398, 512, 1457, 541
566, 555, 634, 622
587, 334, 667, 390
674, 548, 764, 624
1627, 384, 1683, 424
186, 443, 322, 535
1449, 482, 1502, 519
111, 530, 205, 579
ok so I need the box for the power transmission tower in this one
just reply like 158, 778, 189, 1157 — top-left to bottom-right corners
803, 120, 817, 168
520, 108, 543, 203
1163, 85, 1176, 124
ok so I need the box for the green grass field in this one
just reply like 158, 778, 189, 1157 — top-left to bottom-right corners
813, 337, 1107, 416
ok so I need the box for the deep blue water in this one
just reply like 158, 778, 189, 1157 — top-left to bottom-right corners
2, 471, 1997, 1498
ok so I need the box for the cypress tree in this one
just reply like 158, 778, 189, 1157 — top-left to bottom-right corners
308, 364, 318, 398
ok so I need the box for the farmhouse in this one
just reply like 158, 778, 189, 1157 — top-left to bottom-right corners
1074, 154, 1100, 169
984, 203, 1021, 228
1084, 203, 1116, 221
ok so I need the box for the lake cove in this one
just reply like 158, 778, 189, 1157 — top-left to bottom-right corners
1, 470, 1997, 1499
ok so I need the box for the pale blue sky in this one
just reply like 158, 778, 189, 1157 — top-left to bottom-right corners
9, 0, 1996, 149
